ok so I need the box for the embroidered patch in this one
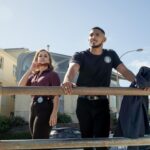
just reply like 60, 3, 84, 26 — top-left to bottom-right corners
104, 56, 111, 63
37, 97, 43, 103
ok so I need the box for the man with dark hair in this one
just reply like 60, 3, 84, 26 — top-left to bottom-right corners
92, 26, 105, 34
62, 27, 136, 150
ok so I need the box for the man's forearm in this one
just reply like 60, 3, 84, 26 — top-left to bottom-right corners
123, 69, 135, 82
63, 72, 74, 83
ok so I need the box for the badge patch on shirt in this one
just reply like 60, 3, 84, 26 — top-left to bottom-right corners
37, 97, 43, 103
104, 56, 111, 63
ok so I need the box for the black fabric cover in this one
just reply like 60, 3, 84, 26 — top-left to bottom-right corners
114, 66, 150, 150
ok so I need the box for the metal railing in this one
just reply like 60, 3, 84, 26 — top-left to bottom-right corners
0, 137, 150, 149
0, 86, 149, 96
0, 86, 150, 149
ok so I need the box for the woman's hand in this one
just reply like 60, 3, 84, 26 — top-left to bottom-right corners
49, 112, 57, 127
29, 62, 39, 72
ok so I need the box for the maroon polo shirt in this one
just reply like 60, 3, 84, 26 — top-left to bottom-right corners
26, 68, 60, 98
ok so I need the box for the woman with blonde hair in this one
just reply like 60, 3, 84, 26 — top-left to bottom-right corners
19, 49, 60, 139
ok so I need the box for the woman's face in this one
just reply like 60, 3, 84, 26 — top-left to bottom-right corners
37, 50, 50, 65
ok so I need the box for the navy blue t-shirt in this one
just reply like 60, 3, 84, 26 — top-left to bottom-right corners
70, 49, 122, 87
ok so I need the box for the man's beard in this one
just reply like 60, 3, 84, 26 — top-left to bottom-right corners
91, 43, 102, 48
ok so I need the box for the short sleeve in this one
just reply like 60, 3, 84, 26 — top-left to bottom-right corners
50, 71, 61, 86
111, 50, 122, 69
70, 52, 83, 66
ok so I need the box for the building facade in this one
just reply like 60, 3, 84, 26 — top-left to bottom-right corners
0, 48, 29, 116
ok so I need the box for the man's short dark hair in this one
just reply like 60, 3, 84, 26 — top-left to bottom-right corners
92, 27, 105, 35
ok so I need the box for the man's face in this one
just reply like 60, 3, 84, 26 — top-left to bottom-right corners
88, 29, 106, 48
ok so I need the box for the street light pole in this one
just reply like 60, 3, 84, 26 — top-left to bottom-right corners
116, 48, 144, 86
47, 44, 50, 51
119, 48, 143, 59
116, 48, 144, 118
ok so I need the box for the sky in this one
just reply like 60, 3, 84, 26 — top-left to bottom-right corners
0, 0, 150, 86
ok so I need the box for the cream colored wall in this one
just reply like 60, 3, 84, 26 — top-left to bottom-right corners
0, 50, 17, 116
0, 50, 17, 86
15, 95, 31, 121
64, 95, 78, 123
0, 96, 15, 116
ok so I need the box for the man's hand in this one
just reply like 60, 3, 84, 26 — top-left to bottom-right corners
144, 87, 150, 91
61, 82, 76, 95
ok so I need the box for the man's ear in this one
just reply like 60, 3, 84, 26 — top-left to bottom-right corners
103, 36, 107, 43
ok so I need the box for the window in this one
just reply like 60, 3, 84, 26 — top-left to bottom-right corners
0, 56, 4, 69
13, 65, 16, 76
